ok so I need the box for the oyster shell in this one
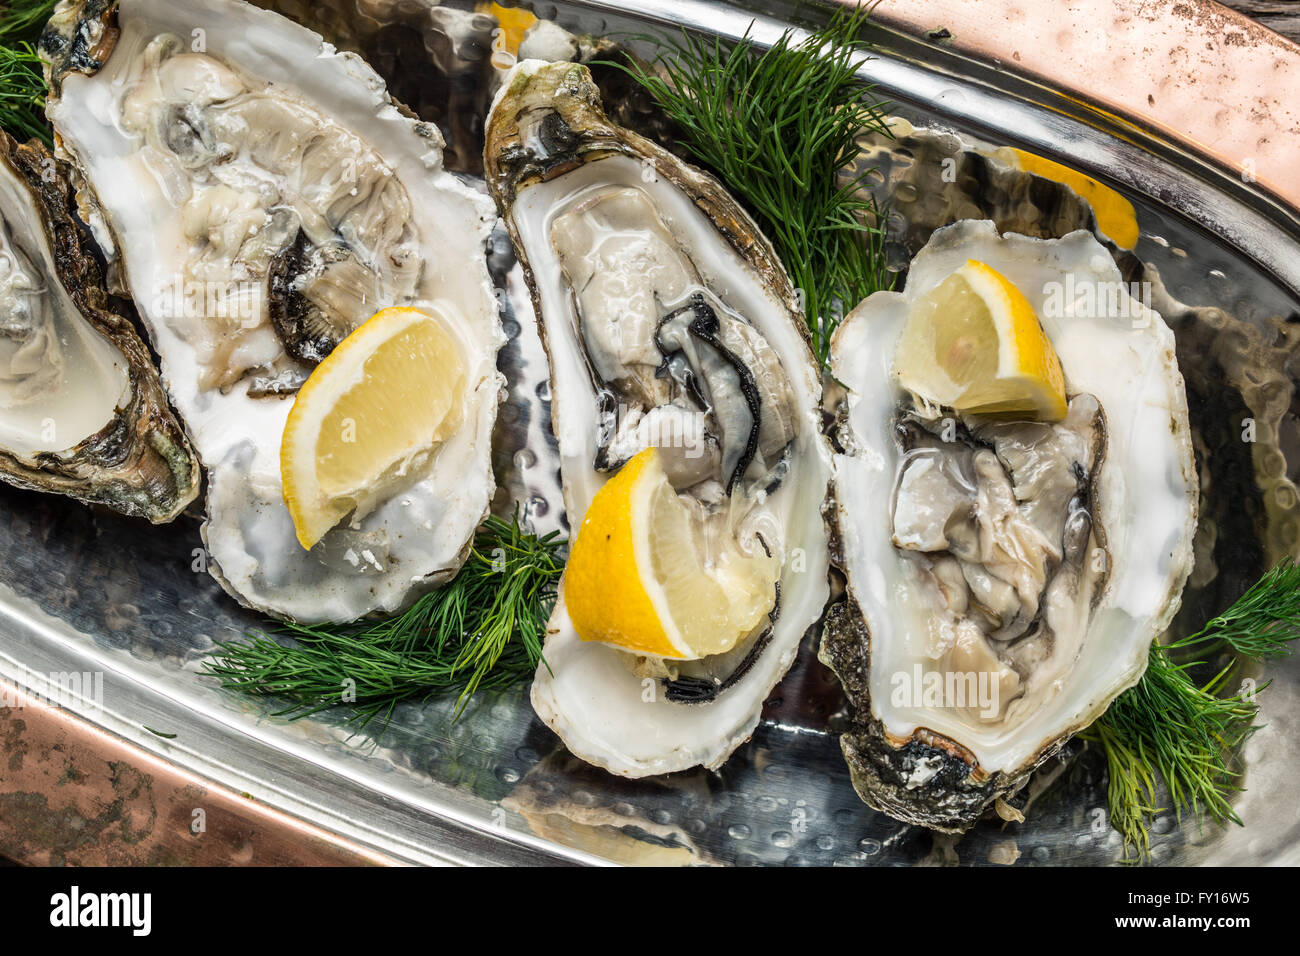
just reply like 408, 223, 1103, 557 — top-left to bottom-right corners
42, 0, 503, 622
241, 3, 679, 178
851, 117, 1300, 640
485, 61, 831, 776
0, 129, 197, 521
248, 0, 499, 175
823, 220, 1198, 830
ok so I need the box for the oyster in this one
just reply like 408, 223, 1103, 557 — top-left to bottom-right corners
823, 220, 1198, 830
0, 129, 197, 521
852, 117, 1300, 638
42, 0, 503, 622
485, 61, 832, 776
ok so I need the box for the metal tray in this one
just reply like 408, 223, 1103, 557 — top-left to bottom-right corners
1, 0, 1298, 866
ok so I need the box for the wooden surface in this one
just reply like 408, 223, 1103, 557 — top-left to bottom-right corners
1220, 0, 1300, 42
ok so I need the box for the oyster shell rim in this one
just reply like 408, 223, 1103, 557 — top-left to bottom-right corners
484, 59, 833, 777
0, 129, 199, 523
822, 219, 1200, 830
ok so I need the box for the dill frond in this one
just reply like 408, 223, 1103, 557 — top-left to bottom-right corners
0, 0, 56, 144
0, 0, 58, 46
1173, 559, 1300, 661
0, 42, 50, 145
204, 514, 564, 729
1087, 559, 1300, 860
613, 6, 895, 366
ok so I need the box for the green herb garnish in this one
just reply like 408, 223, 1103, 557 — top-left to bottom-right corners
0, 0, 55, 145
1178, 559, 1300, 661
205, 514, 564, 729
1087, 560, 1300, 859
616, 6, 894, 366
0, 0, 57, 46
0, 42, 50, 145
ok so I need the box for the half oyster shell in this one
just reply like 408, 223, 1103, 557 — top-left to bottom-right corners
852, 117, 1300, 642
42, 0, 503, 622
0, 129, 197, 522
485, 61, 832, 776
823, 220, 1198, 830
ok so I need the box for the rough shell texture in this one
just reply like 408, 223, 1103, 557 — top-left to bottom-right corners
42, 0, 503, 622
485, 60, 831, 776
0, 131, 197, 521
819, 599, 1039, 830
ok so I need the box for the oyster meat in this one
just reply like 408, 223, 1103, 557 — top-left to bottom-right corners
823, 220, 1198, 830
852, 116, 1300, 633
42, 0, 503, 622
485, 61, 831, 776
0, 129, 197, 521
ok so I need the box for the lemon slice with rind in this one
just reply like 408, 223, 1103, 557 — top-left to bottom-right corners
893, 258, 1067, 421
994, 147, 1139, 251
563, 447, 777, 660
281, 305, 466, 550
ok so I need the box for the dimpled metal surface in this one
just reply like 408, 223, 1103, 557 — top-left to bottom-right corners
0, 0, 1297, 865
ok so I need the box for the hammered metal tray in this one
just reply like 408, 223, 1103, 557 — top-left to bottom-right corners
1, 0, 1298, 866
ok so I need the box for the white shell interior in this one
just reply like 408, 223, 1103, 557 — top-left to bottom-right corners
0, 159, 128, 457
494, 73, 831, 775
831, 220, 1197, 774
47, 0, 503, 622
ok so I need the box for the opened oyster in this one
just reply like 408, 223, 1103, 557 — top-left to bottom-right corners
0, 129, 197, 521
485, 61, 831, 776
853, 117, 1300, 632
42, 0, 503, 622
823, 220, 1198, 830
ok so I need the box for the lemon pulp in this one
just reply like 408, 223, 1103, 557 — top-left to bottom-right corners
893, 259, 1067, 422
281, 305, 466, 550
564, 447, 777, 660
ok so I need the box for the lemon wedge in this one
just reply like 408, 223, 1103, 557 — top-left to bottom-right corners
893, 259, 1067, 422
563, 447, 777, 659
995, 147, 1139, 251
477, 3, 537, 56
281, 305, 466, 550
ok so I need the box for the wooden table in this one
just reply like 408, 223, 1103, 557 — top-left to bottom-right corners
1221, 1, 1300, 42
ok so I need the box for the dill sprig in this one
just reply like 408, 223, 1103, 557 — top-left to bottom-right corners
1177, 559, 1300, 660
1087, 559, 1300, 859
0, 0, 57, 45
0, 0, 56, 145
1087, 648, 1257, 859
204, 514, 564, 729
615, 6, 894, 366
0, 42, 50, 145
